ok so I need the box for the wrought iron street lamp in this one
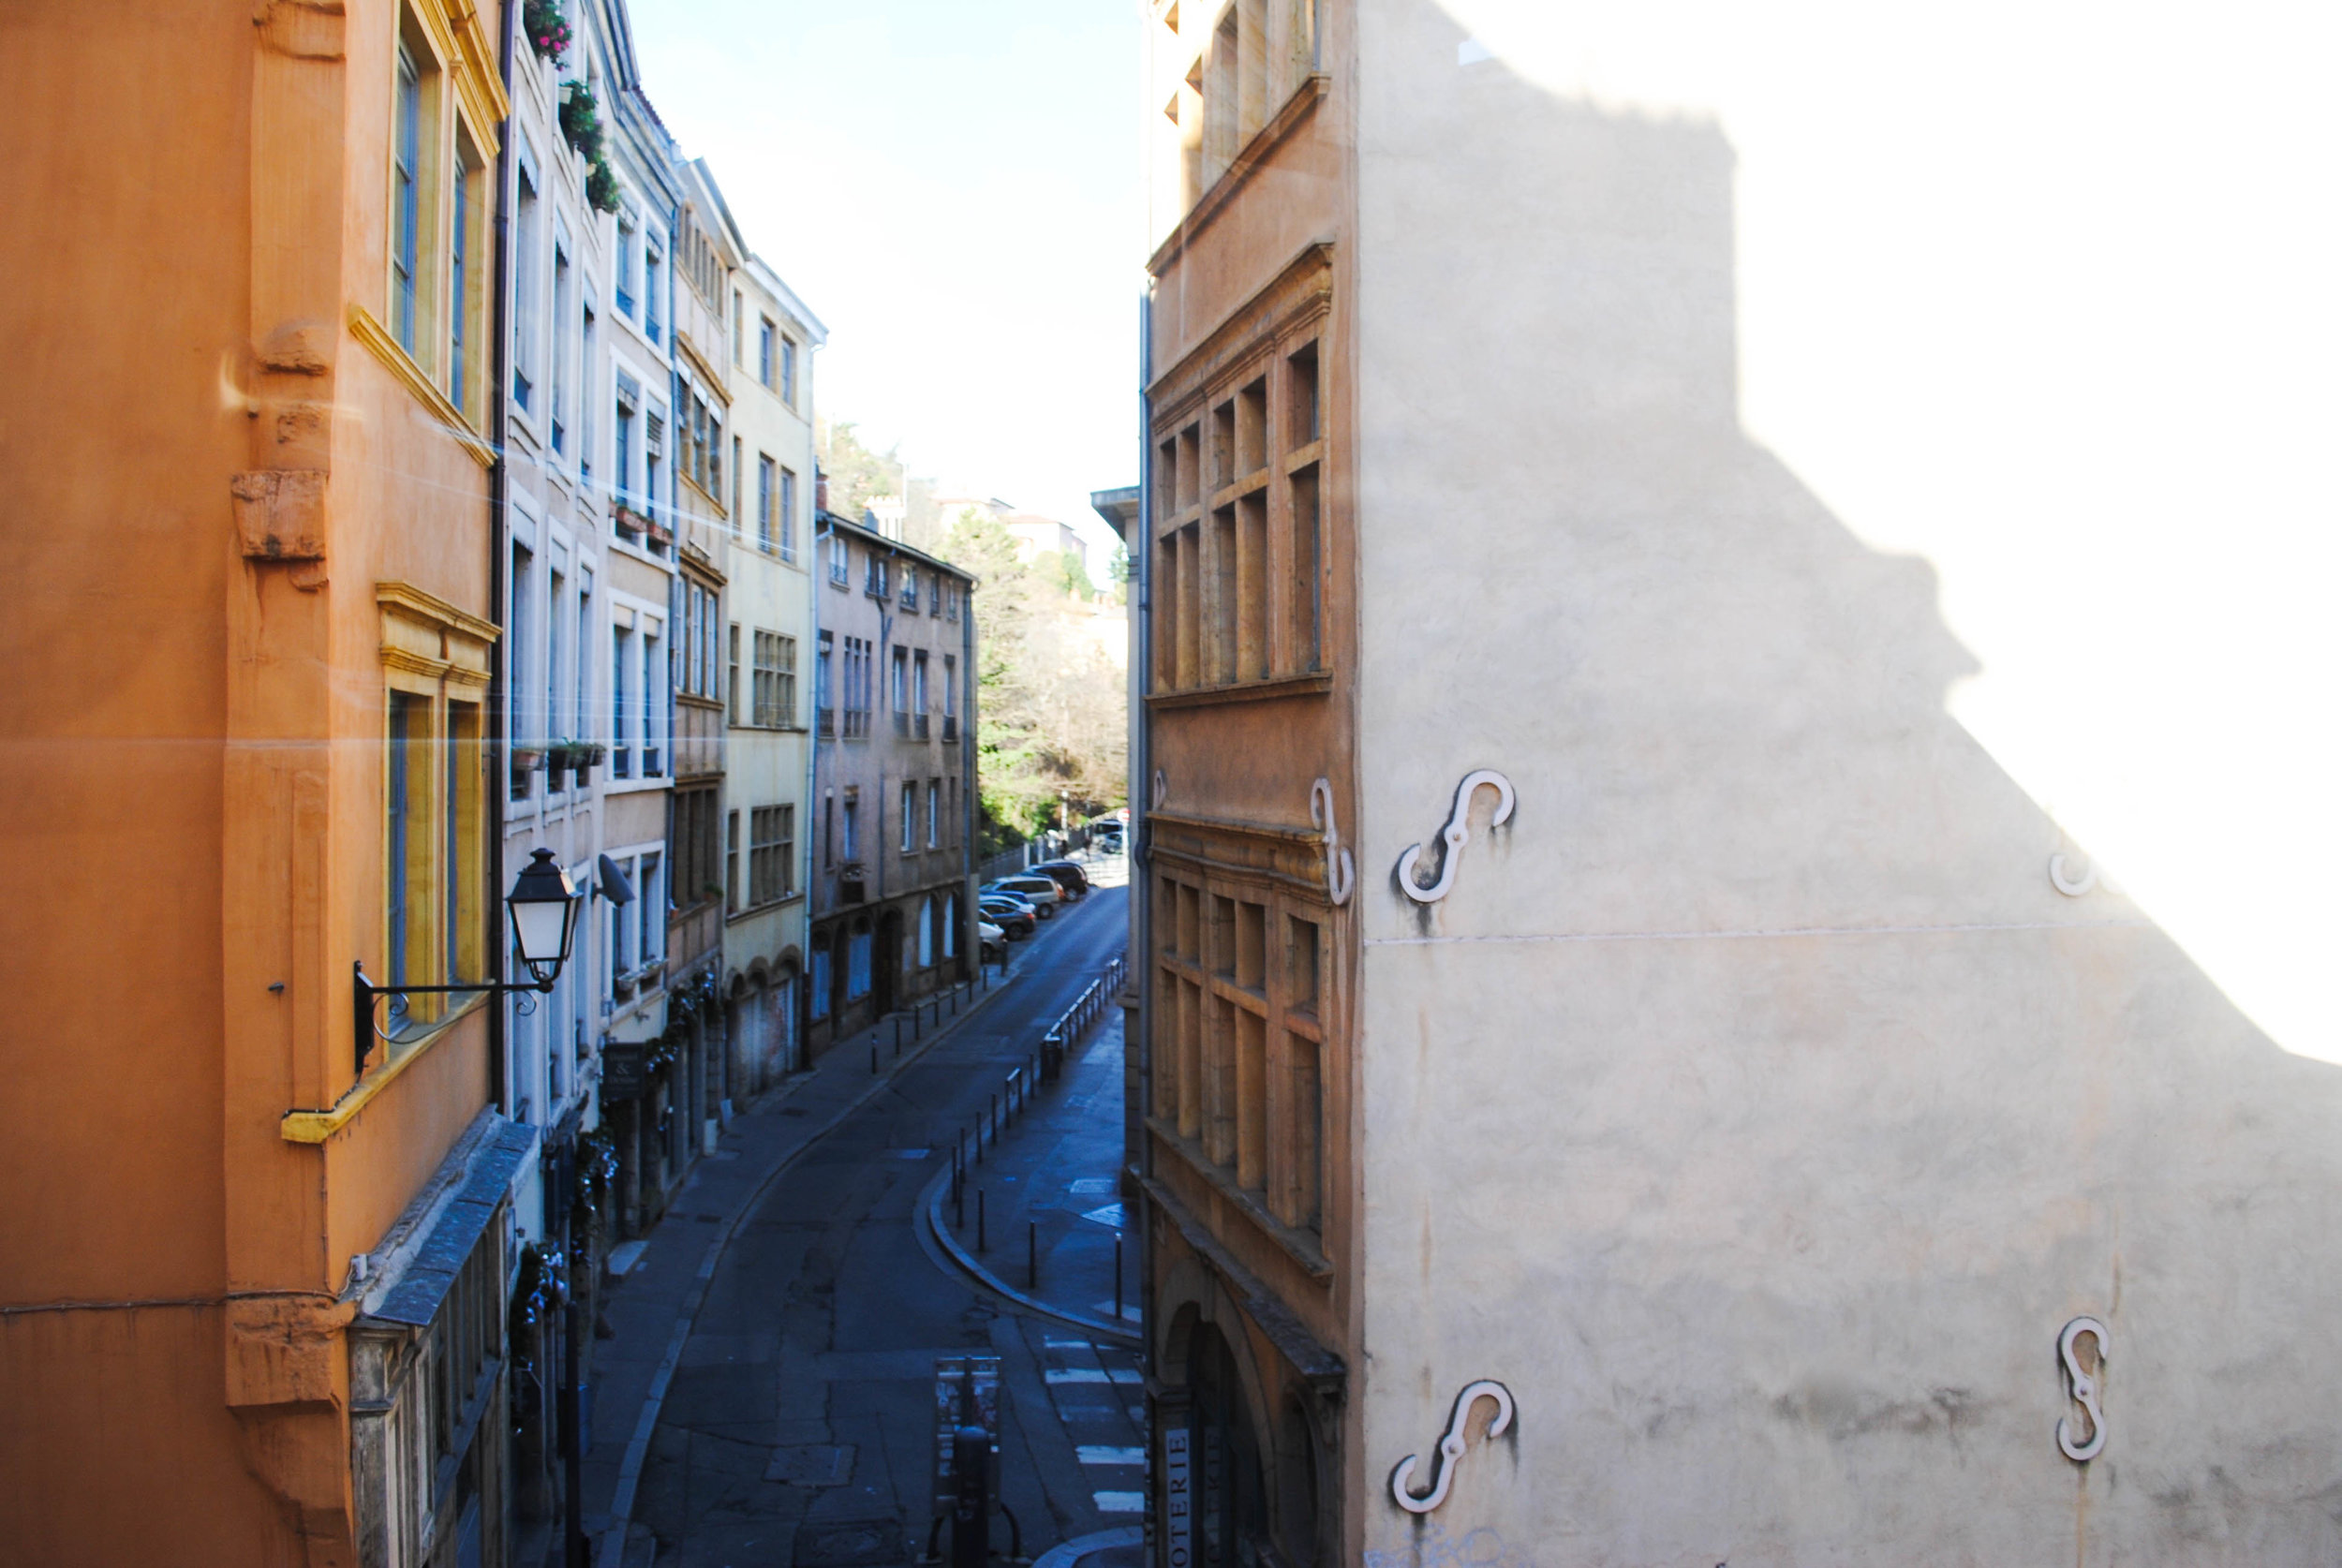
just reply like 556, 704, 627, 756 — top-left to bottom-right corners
353, 849, 580, 1072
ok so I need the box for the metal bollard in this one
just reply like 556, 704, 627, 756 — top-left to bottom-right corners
895, 1015, 903, 1054
870, 1043, 878, 1075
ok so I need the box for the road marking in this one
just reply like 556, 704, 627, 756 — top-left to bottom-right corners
1093, 1491, 1147, 1513
1077, 1446, 1146, 1466
1044, 1339, 1092, 1350
1045, 1368, 1110, 1383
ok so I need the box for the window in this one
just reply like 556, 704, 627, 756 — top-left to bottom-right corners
645, 407, 664, 525
577, 293, 595, 485
841, 794, 859, 861
917, 897, 933, 969
809, 940, 830, 1019
890, 646, 908, 716
615, 211, 638, 318
926, 780, 939, 848
865, 552, 887, 599
378, 592, 489, 1055
828, 533, 850, 586
611, 624, 631, 777
780, 336, 797, 405
575, 571, 593, 755
546, 560, 566, 766
727, 622, 741, 723
615, 373, 639, 515
508, 541, 533, 796
758, 317, 775, 387
942, 655, 956, 717
899, 565, 921, 610
732, 435, 742, 525
642, 625, 663, 773
913, 650, 928, 716
928, 572, 941, 615
757, 454, 776, 552
392, 46, 422, 351
550, 239, 571, 451
753, 631, 795, 728
637, 852, 662, 969
732, 290, 743, 363
726, 808, 741, 912
512, 158, 539, 411
945, 583, 959, 622
750, 805, 793, 905
900, 782, 916, 851
778, 466, 796, 561
816, 630, 834, 736
942, 895, 957, 958
449, 139, 474, 410
841, 637, 871, 737
644, 231, 663, 345
674, 786, 719, 911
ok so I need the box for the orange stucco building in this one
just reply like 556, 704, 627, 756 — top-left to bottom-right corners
1, 4, 536, 1563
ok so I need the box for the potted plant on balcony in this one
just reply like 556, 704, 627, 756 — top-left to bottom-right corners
559, 81, 605, 163
510, 743, 549, 789
586, 155, 621, 215
523, 0, 570, 63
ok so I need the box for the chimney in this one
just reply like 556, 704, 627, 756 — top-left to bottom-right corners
815, 466, 829, 515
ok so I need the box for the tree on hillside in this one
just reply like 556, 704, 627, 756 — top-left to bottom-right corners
815, 420, 940, 543
936, 507, 1126, 848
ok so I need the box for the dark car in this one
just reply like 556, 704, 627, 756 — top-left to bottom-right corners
1030, 860, 1089, 898
979, 896, 1036, 940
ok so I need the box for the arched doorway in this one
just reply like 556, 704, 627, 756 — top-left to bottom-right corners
1181, 1322, 1268, 1567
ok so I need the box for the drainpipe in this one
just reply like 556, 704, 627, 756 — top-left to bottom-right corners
485, 0, 515, 1117
1134, 283, 1157, 1433
802, 511, 823, 1065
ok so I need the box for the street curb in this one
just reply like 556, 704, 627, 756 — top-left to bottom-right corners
1032, 1525, 1146, 1568
593, 947, 1043, 1568
917, 1099, 1143, 1348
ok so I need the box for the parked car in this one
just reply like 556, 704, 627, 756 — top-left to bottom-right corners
1029, 860, 1089, 898
985, 875, 1061, 915
979, 896, 1036, 940
979, 920, 1007, 965
1092, 826, 1123, 855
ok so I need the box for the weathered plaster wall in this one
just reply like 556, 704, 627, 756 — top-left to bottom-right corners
1349, 2, 2342, 1561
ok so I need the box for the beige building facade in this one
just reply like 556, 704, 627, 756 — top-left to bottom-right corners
1127, 3, 2342, 1565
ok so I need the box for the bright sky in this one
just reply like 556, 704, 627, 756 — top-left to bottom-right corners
628, 0, 1145, 557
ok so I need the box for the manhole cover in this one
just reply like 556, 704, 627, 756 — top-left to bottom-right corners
765, 1443, 854, 1487
793, 1517, 901, 1567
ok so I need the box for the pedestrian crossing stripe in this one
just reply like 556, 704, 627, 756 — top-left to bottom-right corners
1093, 1491, 1146, 1513
1077, 1446, 1145, 1466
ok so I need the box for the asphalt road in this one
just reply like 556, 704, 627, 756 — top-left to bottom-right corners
629, 869, 1137, 1568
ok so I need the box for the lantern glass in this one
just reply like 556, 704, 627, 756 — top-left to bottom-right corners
505, 848, 578, 984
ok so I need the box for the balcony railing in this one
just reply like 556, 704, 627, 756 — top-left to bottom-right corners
817, 705, 836, 738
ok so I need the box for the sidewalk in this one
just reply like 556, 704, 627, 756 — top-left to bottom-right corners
574, 963, 1017, 1568
923, 1007, 1139, 1344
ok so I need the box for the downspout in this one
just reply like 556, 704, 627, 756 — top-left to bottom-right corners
960, 566, 976, 974
802, 513, 823, 1060
1134, 285, 1158, 1458
485, 0, 515, 1116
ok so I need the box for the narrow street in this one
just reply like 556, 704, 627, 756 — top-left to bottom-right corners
600, 863, 1141, 1568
